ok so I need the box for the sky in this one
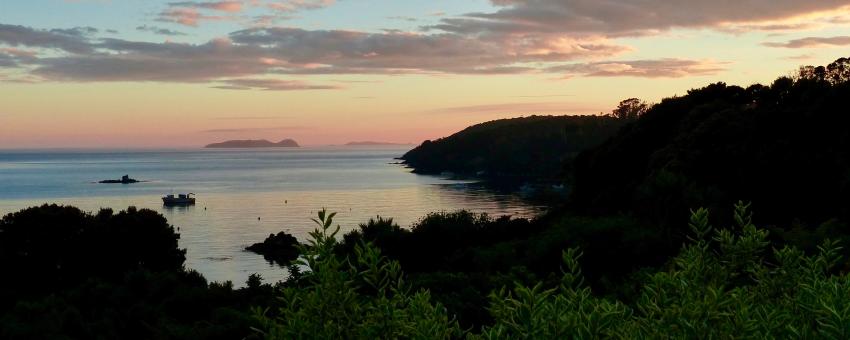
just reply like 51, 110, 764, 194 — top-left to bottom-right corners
1, 0, 849, 148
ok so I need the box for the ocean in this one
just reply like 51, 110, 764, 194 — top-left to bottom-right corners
0, 146, 544, 285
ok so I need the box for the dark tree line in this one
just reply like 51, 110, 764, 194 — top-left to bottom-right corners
797, 57, 850, 84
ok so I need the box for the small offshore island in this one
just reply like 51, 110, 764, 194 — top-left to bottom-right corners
98, 174, 141, 184
205, 139, 299, 148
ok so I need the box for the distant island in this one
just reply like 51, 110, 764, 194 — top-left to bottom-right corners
345, 141, 412, 146
205, 139, 300, 148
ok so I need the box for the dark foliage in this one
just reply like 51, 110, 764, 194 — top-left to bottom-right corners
0, 204, 281, 339
0, 204, 185, 298
797, 57, 850, 84
401, 115, 626, 179
246, 231, 301, 266
336, 210, 665, 328
572, 57, 850, 238
610, 98, 649, 120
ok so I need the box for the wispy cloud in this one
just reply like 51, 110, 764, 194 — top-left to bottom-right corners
387, 16, 418, 22
264, 0, 336, 13
213, 78, 342, 91
169, 1, 244, 13
550, 59, 728, 78
201, 126, 311, 133
136, 25, 186, 36
0, 47, 37, 67
763, 36, 850, 48
429, 102, 600, 115
0, 24, 95, 54
225, 27, 628, 74
157, 7, 231, 27
212, 115, 290, 120
510, 94, 573, 98
782, 54, 816, 60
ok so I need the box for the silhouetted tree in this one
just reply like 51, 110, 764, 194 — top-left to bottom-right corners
826, 57, 850, 84
798, 57, 850, 84
610, 98, 648, 120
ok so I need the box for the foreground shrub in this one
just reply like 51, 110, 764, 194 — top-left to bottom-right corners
257, 202, 850, 339
479, 202, 850, 338
253, 209, 463, 339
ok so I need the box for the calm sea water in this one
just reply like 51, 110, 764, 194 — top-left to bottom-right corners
0, 146, 544, 286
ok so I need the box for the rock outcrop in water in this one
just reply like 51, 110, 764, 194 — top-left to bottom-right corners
205, 139, 299, 148
246, 231, 300, 266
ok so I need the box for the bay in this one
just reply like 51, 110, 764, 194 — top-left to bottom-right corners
0, 146, 544, 285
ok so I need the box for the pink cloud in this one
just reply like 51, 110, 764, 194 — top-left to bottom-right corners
208, 1, 243, 12
265, 0, 335, 13
158, 8, 230, 27
169, 1, 244, 12
0, 47, 37, 58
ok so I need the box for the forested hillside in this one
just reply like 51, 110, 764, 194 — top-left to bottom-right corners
572, 58, 850, 232
401, 115, 627, 179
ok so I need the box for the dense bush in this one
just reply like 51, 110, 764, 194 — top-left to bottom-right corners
480, 202, 850, 338
0, 205, 278, 339
259, 203, 850, 339
0, 204, 185, 297
336, 210, 666, 327
254, 209, 462, 339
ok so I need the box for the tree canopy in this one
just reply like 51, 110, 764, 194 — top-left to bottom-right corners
572, 57, 850, 233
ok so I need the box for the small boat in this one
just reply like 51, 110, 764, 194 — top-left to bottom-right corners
163, 193, 196, 206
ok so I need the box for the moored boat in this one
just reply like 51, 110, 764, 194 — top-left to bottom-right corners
163, 193, 195, 206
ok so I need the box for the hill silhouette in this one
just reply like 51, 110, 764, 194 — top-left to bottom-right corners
401, 115, 627, 180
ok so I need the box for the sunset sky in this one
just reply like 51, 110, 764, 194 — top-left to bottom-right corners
1, 0, 849, 148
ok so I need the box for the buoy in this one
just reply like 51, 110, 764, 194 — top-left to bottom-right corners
258, 217, 261, 220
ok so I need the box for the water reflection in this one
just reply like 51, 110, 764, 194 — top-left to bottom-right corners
162, 204, 196, 212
